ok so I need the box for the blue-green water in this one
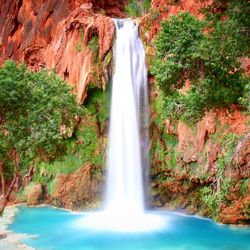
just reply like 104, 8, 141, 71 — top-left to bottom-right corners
8, 206, 250, 250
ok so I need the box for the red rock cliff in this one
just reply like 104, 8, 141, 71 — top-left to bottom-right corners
0, 0, 126, 103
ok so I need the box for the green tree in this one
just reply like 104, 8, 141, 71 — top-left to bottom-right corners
0, 61, 81, 214
125, 0, 151, 17
152, 11, 249, 122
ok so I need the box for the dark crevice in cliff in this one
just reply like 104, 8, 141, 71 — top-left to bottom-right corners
64, 68, 69, 80
10, 15, 20, 36
17, 0, 22, 11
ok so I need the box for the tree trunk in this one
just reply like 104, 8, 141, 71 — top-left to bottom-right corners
0, 162, 5, 195
23, 165, 34, 187
0, 175, 19, 215
13, 151, 20, 174
0, 152, 20, 215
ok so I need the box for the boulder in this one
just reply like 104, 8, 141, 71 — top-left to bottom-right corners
0, 232, 7, 239
50, 164, 102, 210
27, 184, 45, 206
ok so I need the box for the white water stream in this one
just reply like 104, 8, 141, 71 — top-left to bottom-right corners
81, 19, 165, 232
104, 19, 148, 214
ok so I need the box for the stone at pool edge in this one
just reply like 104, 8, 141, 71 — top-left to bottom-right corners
0, 232, 7, 239
27, 184, 46, 206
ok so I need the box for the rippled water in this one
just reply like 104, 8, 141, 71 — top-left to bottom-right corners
8, 206, 250, 250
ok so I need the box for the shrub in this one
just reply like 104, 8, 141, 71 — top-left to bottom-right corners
152, 11, 249, 122
33, 86, 110, 183
200, 132, 247, 219
0, 61, 81, 183
87, 36, 99, 52
125, 0, 151, 17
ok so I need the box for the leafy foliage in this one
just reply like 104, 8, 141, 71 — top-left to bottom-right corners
202, 0, 250, 35
239, 81, 250, 111
87, 36, 99, 53
200, 177, 233, 220
152, 10, 250, 122
0, 60, 81, 179
125, 0, 151, 17
85, 85, 110, 131
217, 133, 242, 171
87, 35, 100, 64
200, 186, 220, 218
75, 43, 82, 52
33, 85, 110, 184
200, 132, 245, 220
150, 88, 179, 182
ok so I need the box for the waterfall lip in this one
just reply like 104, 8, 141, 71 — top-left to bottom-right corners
113, 18, 138, 29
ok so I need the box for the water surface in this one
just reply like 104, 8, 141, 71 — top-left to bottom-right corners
8, 206, 250, 250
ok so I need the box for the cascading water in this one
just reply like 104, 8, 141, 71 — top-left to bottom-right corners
81, 19, 165, 232
104, 19, 148, 215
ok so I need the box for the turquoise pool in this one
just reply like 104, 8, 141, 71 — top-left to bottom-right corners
8, 206, 250, 250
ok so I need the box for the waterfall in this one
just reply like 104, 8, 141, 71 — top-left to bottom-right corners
104, 19, 149, 215
81, 19, 165, 232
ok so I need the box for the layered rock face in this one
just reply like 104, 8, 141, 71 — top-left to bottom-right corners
0, 0, 125, 103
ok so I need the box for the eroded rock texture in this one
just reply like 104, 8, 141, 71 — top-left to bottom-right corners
0, 0, 126, 103
141, 0, 212, 42
49, 164, 102, 210
150, 102, 250, 224
26, 184, 46, 206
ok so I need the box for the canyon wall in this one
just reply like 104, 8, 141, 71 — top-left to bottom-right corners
1, 0, 249, 224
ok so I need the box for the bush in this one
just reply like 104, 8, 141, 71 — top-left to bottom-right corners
200, 132, 247, 220
125, 0, 151, 17
152, 11, 249, 122
0, 60, 81, 186
239, 81, 250, 112
33, 86, 110, 183
87, 36, 99, 52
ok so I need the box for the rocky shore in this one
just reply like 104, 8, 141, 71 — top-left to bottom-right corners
0, 206, 34, 250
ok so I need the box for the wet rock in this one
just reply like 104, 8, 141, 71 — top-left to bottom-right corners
95, 15, 115, 60
141, 0, 212, 42
151, 94, 250, 224
177, 111, 217, 163
206, 141, 220, 172
217, 108, 249, 134
151, 0, 211, 17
